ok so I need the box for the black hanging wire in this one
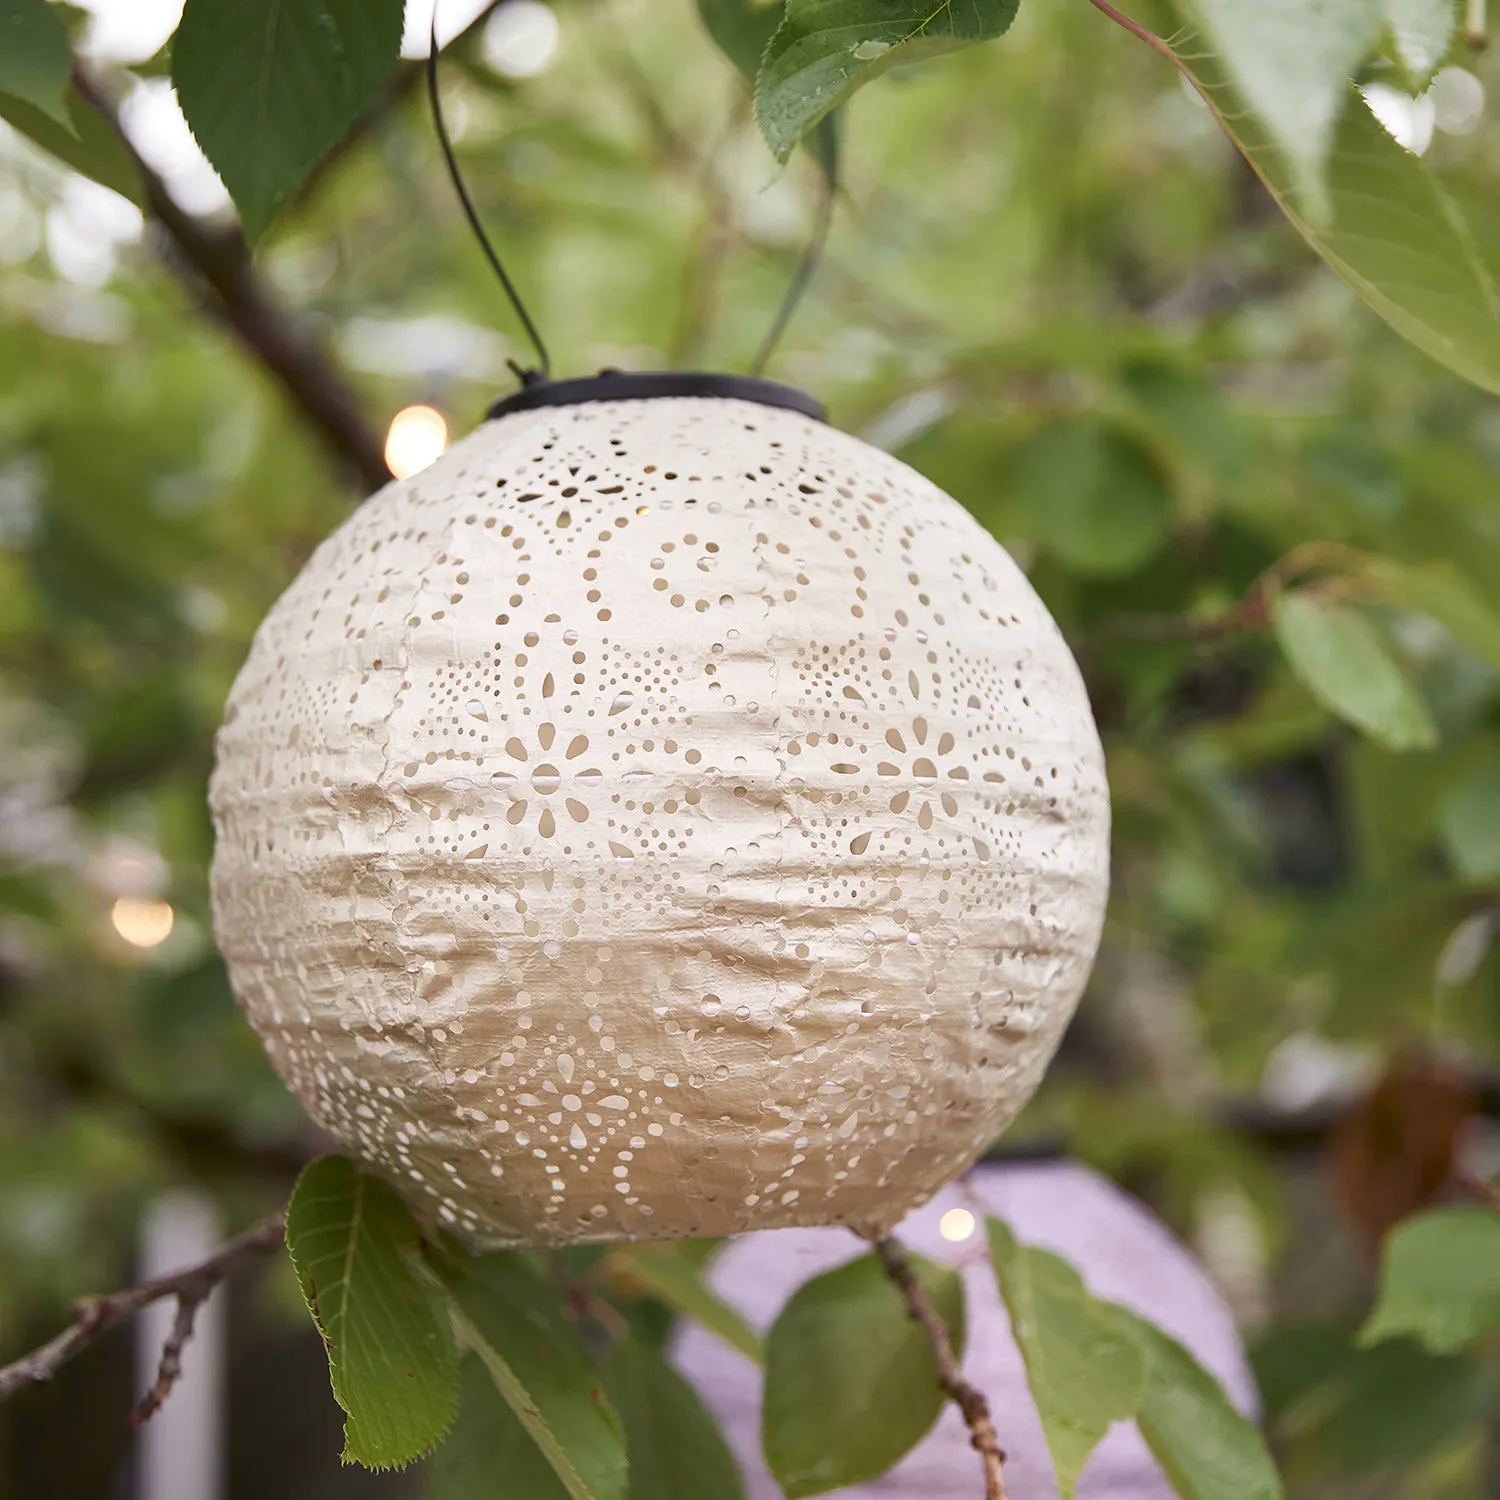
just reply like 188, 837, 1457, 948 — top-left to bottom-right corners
427, 11, 551, 383
749, 116, 839, 379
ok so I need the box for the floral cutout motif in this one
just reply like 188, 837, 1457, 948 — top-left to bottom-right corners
490, 722, 602, 838
877, 716, 969, 830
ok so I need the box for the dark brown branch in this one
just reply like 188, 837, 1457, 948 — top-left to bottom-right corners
131, 1288, 202, 1427
70, 69, 391, 495
0, 1212, 286, 1414
873, 1236, 1008, 1500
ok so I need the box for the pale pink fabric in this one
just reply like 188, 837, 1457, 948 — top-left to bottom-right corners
674, 1162, 1257, 1499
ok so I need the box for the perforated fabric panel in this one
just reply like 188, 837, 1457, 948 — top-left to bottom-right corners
209, 396, 1110, 1248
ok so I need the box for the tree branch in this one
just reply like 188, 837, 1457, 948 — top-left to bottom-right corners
0, 1211, 286, 1416
873, 1236, 1008, 1500
70, 69, 391, 495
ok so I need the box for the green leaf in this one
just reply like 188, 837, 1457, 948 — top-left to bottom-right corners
437, 1250, 628, 1500
698, 0, 837, 180
1384, 0, 1456, 86
986, 1218, 1149, 1500
605, 1338, 746, 1500
171, 0, 404, 243
1254, 1323, 1486, 1475
1360, 557, 1500, 670
1270, 590, 1436, 751
1160, 9, 1500, 398
755, 0, 1019, 163
284, 1156, 459, 1471
0, 85, 143, 205
1361, 1206, 1500, 1353
432, 1357, 573, 1500
1012, 416, 1173, 578
698, 0, 785, 85
1184, 0, 1384, 215
1438, 766, 1500, 881
1115, 1310, 1282, 1500
1118, 357, 1252, 498
761, 1251, 964, 1497
0, 0, 71, 125
1314, 1340, 1485, 1473
606, 1243, 763, 1364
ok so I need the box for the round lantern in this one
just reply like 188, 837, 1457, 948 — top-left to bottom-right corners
209, 373, 1110, 1248
675, 1163, 1258, 1500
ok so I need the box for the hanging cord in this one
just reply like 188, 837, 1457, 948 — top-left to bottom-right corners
749, 122, 838, 378
427, 12, 551, 382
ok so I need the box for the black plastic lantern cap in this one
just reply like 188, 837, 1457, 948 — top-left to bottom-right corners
486, 369, 826, 424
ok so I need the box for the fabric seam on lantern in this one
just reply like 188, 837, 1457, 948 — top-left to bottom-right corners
381, 452, 501, 1235
749, 424, 792, 1226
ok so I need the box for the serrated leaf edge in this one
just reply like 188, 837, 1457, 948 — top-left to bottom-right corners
286, 1158, 458, 1472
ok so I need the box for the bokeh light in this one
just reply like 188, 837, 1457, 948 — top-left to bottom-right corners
938, 1207, 977, 1242
384, 405, 449, 479
1432, 66, 1485, 135
111, 897, 175, 949
483, 0, 560, 79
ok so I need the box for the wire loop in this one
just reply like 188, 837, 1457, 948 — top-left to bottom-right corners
750, 116, 838, 378
427, 10, 551, 381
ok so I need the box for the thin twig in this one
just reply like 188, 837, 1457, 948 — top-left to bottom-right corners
131, 1289, 203, 1427
545, 1248, 627, 1359
0, 1212, 286, 1415
873, 1236, 1008, 1500
1081, 580, 1269, 647
70, 69, 391, 494
750, 139, 836, 379
1083, 608, 1252, 646
1081, 0, 1178, 64
668, 108, 747, 366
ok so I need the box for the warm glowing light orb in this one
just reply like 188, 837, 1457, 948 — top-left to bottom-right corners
383, 404, 449, 479
112, 897, 175, 949
938, 1207, 977, 1242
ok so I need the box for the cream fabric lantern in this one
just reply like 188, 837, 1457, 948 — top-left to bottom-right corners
209, 375, 1110, 1249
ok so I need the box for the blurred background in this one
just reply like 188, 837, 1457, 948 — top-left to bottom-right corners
3, 0, 1500, 1495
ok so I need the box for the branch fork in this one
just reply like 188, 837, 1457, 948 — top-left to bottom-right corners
0, 1212, 285, 1421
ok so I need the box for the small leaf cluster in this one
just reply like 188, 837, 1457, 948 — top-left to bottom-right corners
1363, 1205, 1500, 1354
287, 1155, 1277, 1499
286, 1155, 744, 1498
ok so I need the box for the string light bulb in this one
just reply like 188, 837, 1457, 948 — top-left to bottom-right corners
939, 1208, 977, 1242
111, 897, 175, 949
383, 404, 448, 479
